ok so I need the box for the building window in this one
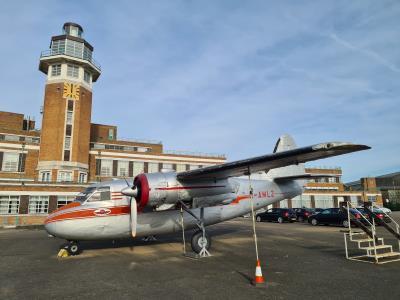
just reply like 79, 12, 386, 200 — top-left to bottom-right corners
58, 171, 73, 182
67, 64, 79, 78
0, 196, 20, 214
39, 171, 51, 182
148, 162, 158, 173
51, 40, 65, 55
65, 39, 83, 59
1, 152, 19, 172
108, 129, 114, 140
314, 195, 334, 209
117, 161, 129, 177
84, 70, 91, 83
100, 160, 113, 177
57, 196, 75, 208
28, 196, 49, 214
176, 164, 186, 172
63, 150, 70, 161
66, 111, 73, 124
133, 161, 144, 176
78, 172, 87, 183
67, 100, 74, 111
162, 163, 173, 170
64, 137, 71, 150
66, 124, 72, 137
83, 46, 92, 61
51, 64, 61, 76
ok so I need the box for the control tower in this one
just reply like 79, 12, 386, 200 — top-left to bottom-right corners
37, 23, 101, 183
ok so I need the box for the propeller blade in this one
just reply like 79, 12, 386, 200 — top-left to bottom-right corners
130, 197, 137, 237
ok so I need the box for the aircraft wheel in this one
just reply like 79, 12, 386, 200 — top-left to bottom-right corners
66, 241, 81, 256
191, 231, 211, 254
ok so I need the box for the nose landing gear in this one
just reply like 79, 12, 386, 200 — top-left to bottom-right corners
59, 241, 81, 257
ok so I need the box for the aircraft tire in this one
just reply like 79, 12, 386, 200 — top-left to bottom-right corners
191, 231, 211, 254
67, 241, 81, 256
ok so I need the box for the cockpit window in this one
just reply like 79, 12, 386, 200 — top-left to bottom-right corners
75, 187, 97, 203
87, 186, 111, 202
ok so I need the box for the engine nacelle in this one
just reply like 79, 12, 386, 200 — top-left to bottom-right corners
133, 172, 233, 210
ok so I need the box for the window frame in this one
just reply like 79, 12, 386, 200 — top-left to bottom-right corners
28, 196, 49, 214
0, 196, 20, 214
1, 152, 20, 172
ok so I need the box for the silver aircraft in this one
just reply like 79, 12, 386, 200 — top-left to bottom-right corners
45, 135, 369, 255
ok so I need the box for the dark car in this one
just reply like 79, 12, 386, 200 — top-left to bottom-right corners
314, 208, 324, 214
357, 207, 391, 225
308, 208, 369, 227
256, 208, 297, 223
294, 208, 314, 222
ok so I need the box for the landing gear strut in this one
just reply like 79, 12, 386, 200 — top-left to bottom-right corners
179, 201, 211, 257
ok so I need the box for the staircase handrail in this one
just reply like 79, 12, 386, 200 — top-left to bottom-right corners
347, 202, 374, 227
370, 204, 400, 245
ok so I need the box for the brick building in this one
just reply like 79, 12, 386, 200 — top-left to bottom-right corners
0, 23, 225, 226
346, 172, 400, 210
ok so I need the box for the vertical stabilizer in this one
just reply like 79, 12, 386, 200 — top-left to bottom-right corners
267, 135, 305, 178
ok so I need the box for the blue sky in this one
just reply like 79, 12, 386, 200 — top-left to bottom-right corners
0, 0, 399, 181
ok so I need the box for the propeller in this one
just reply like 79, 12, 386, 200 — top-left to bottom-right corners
121, 179, 138, 237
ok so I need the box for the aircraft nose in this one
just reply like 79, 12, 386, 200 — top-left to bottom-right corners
44, 219, 57, 236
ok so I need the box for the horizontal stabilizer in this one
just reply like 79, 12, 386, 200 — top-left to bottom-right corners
177, 142, 370, 181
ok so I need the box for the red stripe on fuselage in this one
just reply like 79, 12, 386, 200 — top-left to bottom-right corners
230, 195, 251, 205
45, 206, 130, 224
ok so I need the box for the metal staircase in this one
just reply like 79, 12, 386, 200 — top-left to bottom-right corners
343, 202, 400, 264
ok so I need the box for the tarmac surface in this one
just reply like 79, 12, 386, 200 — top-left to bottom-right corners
1, 213, 400, 300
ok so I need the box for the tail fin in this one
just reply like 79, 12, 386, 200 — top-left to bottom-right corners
266, 134, 305, 178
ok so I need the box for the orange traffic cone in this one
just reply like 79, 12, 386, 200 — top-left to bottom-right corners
253, 260, 265, 286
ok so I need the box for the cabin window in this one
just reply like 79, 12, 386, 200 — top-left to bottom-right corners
88, 186, 111, 202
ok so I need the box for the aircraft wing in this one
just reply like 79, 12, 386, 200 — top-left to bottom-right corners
177, 142, 370, 181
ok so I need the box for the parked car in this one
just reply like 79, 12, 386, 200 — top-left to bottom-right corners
308, 208, 370, 227
376, 206, 392, 214
357, 207, 391, 224
256, 208, 297, 223
294, 208, 314, 222
314, 208, 324, 214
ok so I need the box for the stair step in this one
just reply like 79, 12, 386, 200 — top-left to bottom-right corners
355, 238, 373, 243
360, 244, 392, 250
352, 237, 383, 243
372, 252, 400, 259
343, 231, 367, 235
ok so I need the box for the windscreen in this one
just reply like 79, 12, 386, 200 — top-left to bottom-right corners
75, 187, 97, 203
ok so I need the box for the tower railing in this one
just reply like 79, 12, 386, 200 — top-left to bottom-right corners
40, 50, 101, 71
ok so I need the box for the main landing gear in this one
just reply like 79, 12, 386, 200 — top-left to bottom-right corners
179, 201, 212, 257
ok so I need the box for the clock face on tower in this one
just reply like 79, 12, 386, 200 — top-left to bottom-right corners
63, 82, 80, 100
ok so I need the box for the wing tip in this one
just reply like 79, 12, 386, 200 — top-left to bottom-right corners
313, 142, 371, 152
